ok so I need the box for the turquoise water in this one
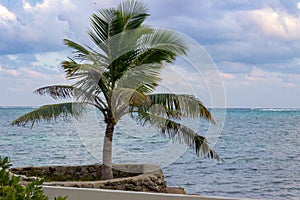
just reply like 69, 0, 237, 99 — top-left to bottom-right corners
1, 107, 299, 199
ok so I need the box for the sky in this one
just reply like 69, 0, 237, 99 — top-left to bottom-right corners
0, 0, 299, 108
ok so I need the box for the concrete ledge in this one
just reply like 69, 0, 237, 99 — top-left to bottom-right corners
43, 186, 249, 200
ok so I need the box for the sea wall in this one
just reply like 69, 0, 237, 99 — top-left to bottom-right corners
43, 186, 247, 200
12, 164, 173, 193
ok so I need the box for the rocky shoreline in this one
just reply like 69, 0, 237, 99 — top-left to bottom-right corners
11, 164, 186, 194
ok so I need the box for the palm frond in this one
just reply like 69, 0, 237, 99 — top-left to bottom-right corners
72, 77, 103, 102
88, 0, 149, 59
148, 28, 187, 54
146, 93, 215, 123
34, 85, 106, 110
116, 63, 163, 94
132, 111, 222, 161
63, 39, 90, 60
133, 28, 187, 65
111, 87, 149, 121
104, 29, 152, 82
117, 0, 149, 30
61, 60, 106, 79
64, 39, 109, 66
11, 103, 87, 127
34, 85, 73, 99
61, 59, 109, 99
88, 8, 113, 47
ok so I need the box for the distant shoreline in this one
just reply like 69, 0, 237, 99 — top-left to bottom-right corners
0, 106, 39, 108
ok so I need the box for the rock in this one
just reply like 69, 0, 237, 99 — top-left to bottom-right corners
164, 187, 186, 194
12, 164, 171, 193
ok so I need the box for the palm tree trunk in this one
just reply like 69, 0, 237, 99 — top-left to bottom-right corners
101, 114, 115, 180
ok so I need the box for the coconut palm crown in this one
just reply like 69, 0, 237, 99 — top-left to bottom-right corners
12, 0, 221, 180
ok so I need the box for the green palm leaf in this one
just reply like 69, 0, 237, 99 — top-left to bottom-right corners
63, 39, 109, 65
133, 110, 222, 161
61, 60, 109, 102
161, 119, 220, 160
146, 93, 215, 123
88, 0, 148, 52
111, 87, 149, 121
34, 85, 74, 99
61, 60, 106, 80
135, 28, 187, 65
63, 39, 90, 59
117, 0, 149, 30
34, 85, 106, 110
11, 103, 86, 127
116, 63, 163, 94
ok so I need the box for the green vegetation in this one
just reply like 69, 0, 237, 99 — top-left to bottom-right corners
0, 156, 67, 200
12, 0, 221, 180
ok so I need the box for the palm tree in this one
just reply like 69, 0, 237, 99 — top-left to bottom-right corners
12, 0, 221, 180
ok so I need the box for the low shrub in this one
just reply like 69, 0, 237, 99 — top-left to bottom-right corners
0, 156, 67, 200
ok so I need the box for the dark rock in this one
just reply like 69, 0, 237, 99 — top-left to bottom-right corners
164, 187, 186, 194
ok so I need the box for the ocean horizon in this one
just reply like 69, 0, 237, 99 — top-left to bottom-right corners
1, 107, 299, 200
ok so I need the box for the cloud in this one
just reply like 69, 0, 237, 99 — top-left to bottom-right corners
0, 50, 68, 83
0, 65, 18, 76
244, 7, 300, 40
0, 64, 61, 81
2, 0, 299, 70
22, 0, 76, 11
217, 62, 252, 74
222, 66, 300, 88
0, 61, 67, 106
0, 4, 16, 23
221, 66, 300, 107
145, 0, 300, 75
32, 51, 70, 72
0, 0, 119, 55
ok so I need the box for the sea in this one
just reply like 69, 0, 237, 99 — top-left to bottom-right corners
0, 107, 299, 200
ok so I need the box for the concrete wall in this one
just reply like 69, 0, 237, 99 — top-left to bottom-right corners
43, 186, 248, 200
